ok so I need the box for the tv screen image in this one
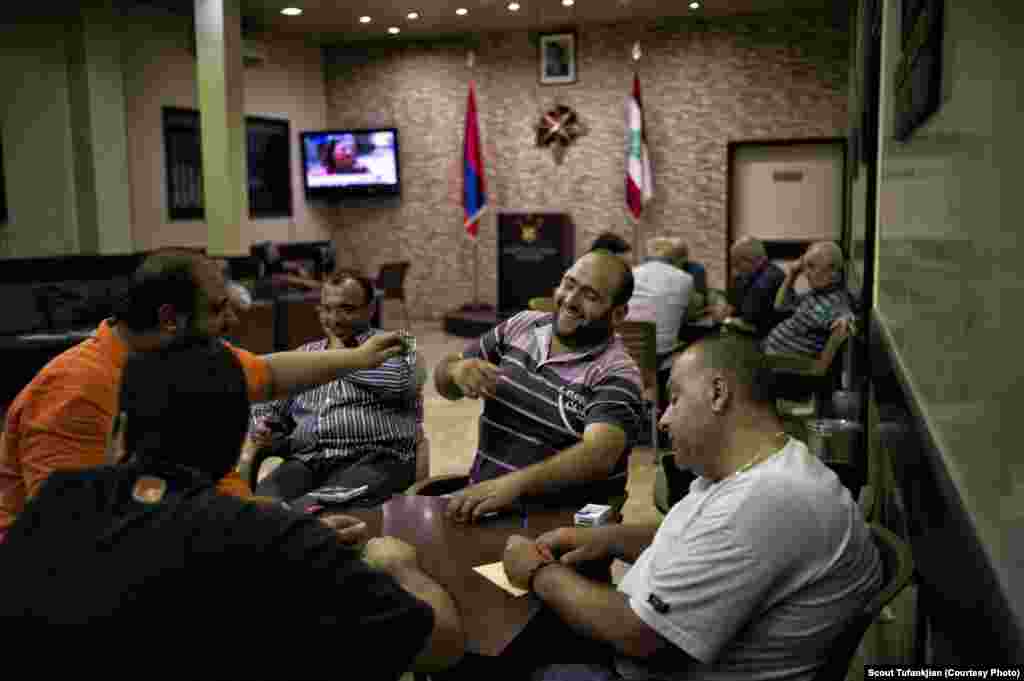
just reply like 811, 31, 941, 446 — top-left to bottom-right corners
300, 128, 399, 198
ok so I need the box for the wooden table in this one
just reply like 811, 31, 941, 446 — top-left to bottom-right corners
344, 495, 575, 656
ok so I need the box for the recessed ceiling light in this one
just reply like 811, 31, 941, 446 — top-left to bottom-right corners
407, 11, 420, 20
508, 2, 521, 10
280, 7, 302, 16
689, 1, 701, 8
359, 15, 372, 23
388, 26, 401, 34
562, 0, 574, 6
456, 8, 468, 15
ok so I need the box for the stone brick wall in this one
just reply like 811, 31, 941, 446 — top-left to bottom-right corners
324, 12, 849, 321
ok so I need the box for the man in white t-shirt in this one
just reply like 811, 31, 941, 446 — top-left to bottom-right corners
502, 333, 883, 681
627, 236, 694, 362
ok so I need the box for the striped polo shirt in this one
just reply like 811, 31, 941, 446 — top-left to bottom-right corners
464, 311, 644, 506
250, 330, 420, 465
762, 283, 854, 358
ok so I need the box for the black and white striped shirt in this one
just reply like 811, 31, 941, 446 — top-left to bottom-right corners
250, 330, 420, 464
464, 311, 644, 506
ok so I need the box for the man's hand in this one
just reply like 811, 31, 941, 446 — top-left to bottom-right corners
445, 475, 525, 522
352, 332, 405, 369
320, 513, 369, 547
784, 256, 805, 278
831, 316, 856, 339
364, 536, 419, 573
503, 535, 556, 589
450, 358, 500, 399
536, 526, 621, 565
249, 417, 277, 450
709, 302, 734, 322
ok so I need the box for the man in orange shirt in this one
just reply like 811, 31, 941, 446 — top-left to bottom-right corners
0, 249, 404, 534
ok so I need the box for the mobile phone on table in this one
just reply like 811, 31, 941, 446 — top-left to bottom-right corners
307, 485, 369, 505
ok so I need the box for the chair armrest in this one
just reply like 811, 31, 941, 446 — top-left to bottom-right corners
406, 474, 469, 496
766, 353, 826, 376
722, 317, 757, 335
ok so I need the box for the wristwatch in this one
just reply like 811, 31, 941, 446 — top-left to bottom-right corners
527, 559, 560, 593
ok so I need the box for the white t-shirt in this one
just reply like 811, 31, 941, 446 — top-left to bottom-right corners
629, 260, 694, 362
616, 439, 882, 681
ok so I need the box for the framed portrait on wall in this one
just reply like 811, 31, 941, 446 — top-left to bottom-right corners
539, 32, 577, 85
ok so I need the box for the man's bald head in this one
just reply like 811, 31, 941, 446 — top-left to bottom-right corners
730, 237, 768, 278
804, 241, 844, 290
648, 236, 689, 266
581, 249, 635, 307
731, 236, 767, 260
809, 241, 843, 268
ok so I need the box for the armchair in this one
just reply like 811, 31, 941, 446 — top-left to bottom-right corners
765, 320, 852, 417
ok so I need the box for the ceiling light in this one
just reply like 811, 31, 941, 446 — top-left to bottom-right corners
388, 26, 401, 34
359, 15, 372, 23
280, 7, 302, 15
407, 11, 420, 20
689, 1, 700, 8
562, 0, 574, 6
456, 8, 468, 15
508, 2, 521, 10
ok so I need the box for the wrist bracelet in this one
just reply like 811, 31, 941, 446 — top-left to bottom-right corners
527, 559, 559, 593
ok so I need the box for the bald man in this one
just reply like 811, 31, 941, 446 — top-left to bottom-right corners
763, 241, 856, 358
711, 236, 787, 337
434, 251, 644, 522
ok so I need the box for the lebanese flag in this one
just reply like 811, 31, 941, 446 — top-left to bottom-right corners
626, 73, 653, 220
462, 81, 487, 239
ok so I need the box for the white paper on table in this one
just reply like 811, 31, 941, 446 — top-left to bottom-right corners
473, 561, 528, 597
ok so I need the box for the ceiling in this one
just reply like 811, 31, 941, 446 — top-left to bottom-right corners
230, 0, 845, 45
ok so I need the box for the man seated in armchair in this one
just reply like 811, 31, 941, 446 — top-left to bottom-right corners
763, 241, 857, 368
241, 269, 421, 512
434, 251, 644, 522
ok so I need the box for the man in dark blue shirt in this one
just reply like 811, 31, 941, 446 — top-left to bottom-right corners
712, 236, 787, 338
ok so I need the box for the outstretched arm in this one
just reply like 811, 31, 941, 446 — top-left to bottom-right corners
263, 332, 404, 400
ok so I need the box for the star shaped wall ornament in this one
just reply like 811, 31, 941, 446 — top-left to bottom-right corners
535, 104, 586, 164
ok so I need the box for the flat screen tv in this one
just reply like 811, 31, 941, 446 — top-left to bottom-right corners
300, 128, 400, 200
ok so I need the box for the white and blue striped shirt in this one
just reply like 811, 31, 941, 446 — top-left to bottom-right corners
251, 330, 420, 464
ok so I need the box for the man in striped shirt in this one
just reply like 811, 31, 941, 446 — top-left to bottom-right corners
436, 251, 644, 522
246, 270, 420, 510
762, 241, 856, 359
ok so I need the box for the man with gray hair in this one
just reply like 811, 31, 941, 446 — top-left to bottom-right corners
628, 236, 694, 361
626, 236, 694, 439
763, 241, 856, 358
711, 236, 786, 338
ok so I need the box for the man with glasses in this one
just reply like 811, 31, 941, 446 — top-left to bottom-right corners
244, 269, 421, 511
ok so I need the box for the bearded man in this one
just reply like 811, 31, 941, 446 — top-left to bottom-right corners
434, 251, 644, 521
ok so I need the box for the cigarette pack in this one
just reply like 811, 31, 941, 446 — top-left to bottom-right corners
574, 503, 613, 527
